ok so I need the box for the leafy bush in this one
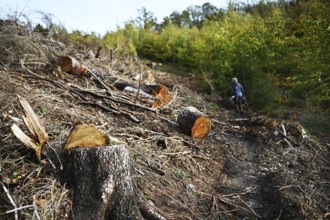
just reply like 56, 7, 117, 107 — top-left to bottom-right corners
247, 71, 277, 112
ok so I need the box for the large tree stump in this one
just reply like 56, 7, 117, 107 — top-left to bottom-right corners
67, 145, 142, 220
177, 106, 212, 138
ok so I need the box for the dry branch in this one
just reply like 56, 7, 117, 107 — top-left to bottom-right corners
86, 66, 115, 96
70, 84, 156, 113
139, 200, 167, 220
1, 181, 18, 220
78, 101, 140, 123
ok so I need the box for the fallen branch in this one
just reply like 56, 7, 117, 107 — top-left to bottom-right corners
20, 59, 68, 91
278, 129, 299, 147
200, 68, 214, 92
1, 181, 18, 220
70, 84, 156, 113
139, 199, 167, 220
163, 150, 191, 156
32, 195, 41, 220
4, 205, 34, 214
86, 66, 114, 96
198, 190, 262, 219
79, 101, 140, 123
162, 86, 178, 108
237, 196, 262, 219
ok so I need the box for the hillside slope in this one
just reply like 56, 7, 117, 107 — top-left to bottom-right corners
0, 21, 329, 219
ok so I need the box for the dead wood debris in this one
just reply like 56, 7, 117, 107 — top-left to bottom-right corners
11, 95, 48, 161
0, 20, 329, 220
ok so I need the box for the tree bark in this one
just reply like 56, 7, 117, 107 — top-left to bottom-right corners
67, 145, 142, 220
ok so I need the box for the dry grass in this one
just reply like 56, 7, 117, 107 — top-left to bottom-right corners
0, 144, 70, 220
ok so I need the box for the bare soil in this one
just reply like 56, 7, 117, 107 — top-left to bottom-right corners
0, 22, 329, 220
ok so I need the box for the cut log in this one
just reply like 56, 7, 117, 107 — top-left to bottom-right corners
151, 84, 172, 109
123, 86, 155, 104
177, 106, 212, 138
111, 79, 172, 108
111, 79, 159, 94
57, 56, 89, 76
66, 145, 143, 220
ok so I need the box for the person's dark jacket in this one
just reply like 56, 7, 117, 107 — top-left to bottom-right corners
231, 82, 245, 103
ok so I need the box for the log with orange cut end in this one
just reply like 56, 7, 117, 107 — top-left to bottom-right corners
177, 106, 212, 138
152, 84, 172, 109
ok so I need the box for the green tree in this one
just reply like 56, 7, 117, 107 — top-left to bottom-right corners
103, 22, 139, 58
135, 7, 157, 30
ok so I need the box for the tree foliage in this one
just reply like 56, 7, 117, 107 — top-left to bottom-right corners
98, 0, 330, 113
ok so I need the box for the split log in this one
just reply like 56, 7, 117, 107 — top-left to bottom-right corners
177, 106, 212, 138
66, 145, 143, 220
11, 95, 48, 161
57, 56, 89, 76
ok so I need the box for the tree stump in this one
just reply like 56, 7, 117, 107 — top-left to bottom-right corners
177, 106, 212, 138
66, 145, 142, 220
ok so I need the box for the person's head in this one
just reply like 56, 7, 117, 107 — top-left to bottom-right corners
232, 77, 238, 83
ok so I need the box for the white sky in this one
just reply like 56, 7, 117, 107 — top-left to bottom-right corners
0, 0, 230, 36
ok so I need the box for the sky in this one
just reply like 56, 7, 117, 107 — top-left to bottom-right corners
0, 0, 230, 36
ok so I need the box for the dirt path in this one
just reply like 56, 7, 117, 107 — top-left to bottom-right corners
215, 118, 284, 219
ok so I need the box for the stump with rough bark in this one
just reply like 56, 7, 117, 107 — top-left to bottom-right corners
66, 145, 142, 220
177, 106, 212, 138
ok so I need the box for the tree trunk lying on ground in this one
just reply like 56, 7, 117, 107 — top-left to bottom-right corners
65, 145, 142, 220
123, 86, 156, 104
57, 56, 89, 77
109, 78, 172, 108
110, 79, 161, 95
177, 106, 212, 138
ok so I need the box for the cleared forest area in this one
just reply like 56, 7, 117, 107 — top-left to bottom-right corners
0, 19, 329, 220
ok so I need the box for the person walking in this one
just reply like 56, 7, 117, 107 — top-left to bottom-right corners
230, 77, 245, 114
